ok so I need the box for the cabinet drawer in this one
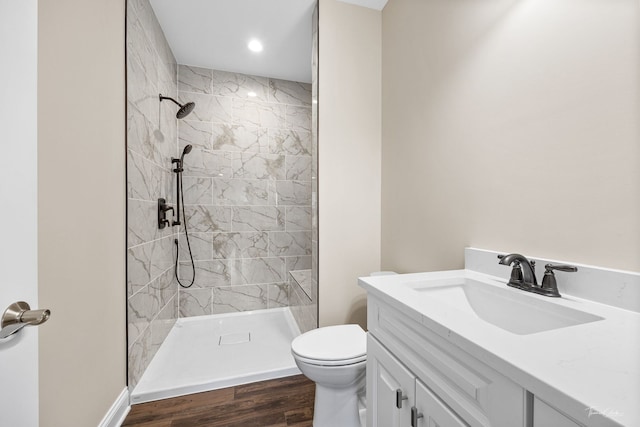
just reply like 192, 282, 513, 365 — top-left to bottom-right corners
368, 295, 524, 427
534, 397, 583, 427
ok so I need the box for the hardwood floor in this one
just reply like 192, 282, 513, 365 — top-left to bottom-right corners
122, 375, 315, 427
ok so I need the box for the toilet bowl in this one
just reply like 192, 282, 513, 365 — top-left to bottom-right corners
291, 324, 367, 427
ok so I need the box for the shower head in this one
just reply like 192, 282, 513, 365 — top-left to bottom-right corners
159, 94, 196, 119
177, 102, 195, 119
180, 144, 192, 162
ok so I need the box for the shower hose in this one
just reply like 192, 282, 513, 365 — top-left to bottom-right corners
174, 168, 196, 288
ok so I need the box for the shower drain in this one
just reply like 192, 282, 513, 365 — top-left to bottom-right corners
219, 332, 251, 345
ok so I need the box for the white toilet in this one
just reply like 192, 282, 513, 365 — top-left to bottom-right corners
291, 324, 367, 427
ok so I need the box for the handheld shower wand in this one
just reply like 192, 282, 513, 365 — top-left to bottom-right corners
171, 144, 196, 288
171, 144, 192, 226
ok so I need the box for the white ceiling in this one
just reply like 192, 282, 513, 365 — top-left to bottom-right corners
150, 0, 316, 83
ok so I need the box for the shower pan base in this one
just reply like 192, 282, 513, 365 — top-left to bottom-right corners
131, 307, 302, 404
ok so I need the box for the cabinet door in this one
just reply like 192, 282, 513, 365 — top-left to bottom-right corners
367, 335, 415, 427
415, 379, 467, 427
534, 397, 582, 427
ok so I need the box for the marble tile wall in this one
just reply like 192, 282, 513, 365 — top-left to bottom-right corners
176, 66, 313, 319
126, 0, 179, 389
289, 270, 317, 334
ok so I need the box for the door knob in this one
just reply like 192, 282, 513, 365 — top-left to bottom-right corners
0, 301, 51, 339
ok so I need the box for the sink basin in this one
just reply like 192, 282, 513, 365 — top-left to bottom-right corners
408, 277, 603, 335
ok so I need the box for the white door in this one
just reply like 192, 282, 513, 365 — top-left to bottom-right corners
0, 0, 40, 426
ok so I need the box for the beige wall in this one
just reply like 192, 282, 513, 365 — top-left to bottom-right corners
381, 0, 640, 273
318, 0, 382, 328
38, 0, 126, 425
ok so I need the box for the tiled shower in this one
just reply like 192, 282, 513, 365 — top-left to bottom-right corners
126, 0, 318, 392
175, 65, 312, 318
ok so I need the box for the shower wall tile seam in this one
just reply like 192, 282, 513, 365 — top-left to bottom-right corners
179, 90, 312, 109
179, 282, 292, 288
177, 286, 290, 316
180, 203, 312, 207
177, 258, 312, 265
127, 290, 178, 348
128, 197, 172, 203
126, 150, 169, 174
127, 148, 173, 172
180, 177, 312, 181
128, 265, 175, 298
127, 272, 173, 319
174, 148, 312, 155
178, 132, 312, 156
176, 253, 310, 259
126, 234, 174, 251
149, 293, 178, 326
128, 304, 171, 348
177, 120, 313, 133
176, 90, 313, 109
175, 112, 307, 131
126, 160, 172, 179
176, 75, 310, 100
178, 287, 214, 317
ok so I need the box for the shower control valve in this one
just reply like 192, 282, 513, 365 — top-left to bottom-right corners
157, 198, 174, 229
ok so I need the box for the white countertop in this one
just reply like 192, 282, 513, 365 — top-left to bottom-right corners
359, 269, 640, 427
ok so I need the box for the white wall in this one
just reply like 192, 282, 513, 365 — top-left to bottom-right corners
38, 0, 127, 425
381, 0, 640, 273
318, 0, 382, 328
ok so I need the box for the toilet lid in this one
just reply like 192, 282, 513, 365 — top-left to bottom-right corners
291, 324, 366, 362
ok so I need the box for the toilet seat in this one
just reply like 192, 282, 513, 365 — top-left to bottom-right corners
291, 324, 366, 366
292, 352, 366, 366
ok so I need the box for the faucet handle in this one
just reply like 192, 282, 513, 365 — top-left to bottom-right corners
508, 261, 523, 284
540, 264, 577, 297
545, 263, 577, 273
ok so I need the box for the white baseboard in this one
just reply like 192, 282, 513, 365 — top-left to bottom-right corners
98, 387, 130, 427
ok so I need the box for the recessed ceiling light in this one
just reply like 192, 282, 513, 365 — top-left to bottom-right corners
248, 91, 257, 98
248, 39, 263, 53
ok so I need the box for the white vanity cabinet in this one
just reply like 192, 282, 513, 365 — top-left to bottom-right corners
368, 335, 467, 427
361, 259, 639, 427
367, 295, 525, 427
